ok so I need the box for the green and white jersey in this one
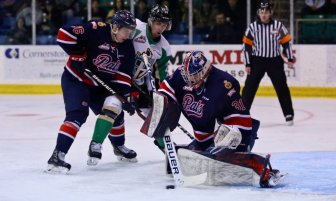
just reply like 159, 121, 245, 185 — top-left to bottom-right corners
132, 19, 171, 81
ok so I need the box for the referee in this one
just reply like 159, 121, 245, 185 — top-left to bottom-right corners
242, 1, 294, 126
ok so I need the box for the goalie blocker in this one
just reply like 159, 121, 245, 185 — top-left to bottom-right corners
140, 92, 181, 138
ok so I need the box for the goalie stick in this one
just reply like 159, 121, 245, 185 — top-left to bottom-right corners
142, 53, 207, 187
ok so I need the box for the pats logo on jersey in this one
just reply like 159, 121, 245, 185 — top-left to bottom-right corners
5, 48, 19, 59
182, 94, 205, 118
93, 51, 121, 73
134, 35, 146, 43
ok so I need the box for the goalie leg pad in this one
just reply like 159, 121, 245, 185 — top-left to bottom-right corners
177, 148, 261, 186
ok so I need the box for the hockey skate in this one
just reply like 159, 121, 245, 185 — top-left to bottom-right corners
285, 115, 294, 126
113, 145, 137, 162
46, 149, 71, 174
259, 154, 287, 188
87, 140, 102, 166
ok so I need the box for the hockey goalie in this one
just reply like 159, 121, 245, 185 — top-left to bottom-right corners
141, 50, 287, 188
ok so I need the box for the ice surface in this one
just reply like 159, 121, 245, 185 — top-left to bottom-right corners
0, 95, 335, 201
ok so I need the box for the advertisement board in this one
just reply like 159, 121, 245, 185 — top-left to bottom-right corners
1, 45, 335, 88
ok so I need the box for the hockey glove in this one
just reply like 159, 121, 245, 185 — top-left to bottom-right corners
214, 124, 242, 150
69, 54, 86, 74
122, 92, 139, 116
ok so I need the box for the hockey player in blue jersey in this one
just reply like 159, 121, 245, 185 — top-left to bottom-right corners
142, 51, 286, 187
46, 10, 137, 173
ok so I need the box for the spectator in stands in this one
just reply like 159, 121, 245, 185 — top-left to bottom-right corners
159, 0, 181, 33
16, 2, 43, 29
135, 0, 149, 22
194, 1, 216, 34
203, 12, 237, 44
327, 0, 336, 15
6, 17, 31, 44
301, 0, 328, 16
215, 0, 247, 40
106, 0, 125, 21
2, 0, 28, 18
1, 0, 15, 17
91, 0, 107, 21
55, 0, 86, 23
38, 1, 57, 35
179, 0, 199, 34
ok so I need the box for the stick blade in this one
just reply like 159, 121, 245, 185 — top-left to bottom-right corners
182, 172, 207, 187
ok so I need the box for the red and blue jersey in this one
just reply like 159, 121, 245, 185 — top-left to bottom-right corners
158, 67, 252, 143
57, 21, 135, 95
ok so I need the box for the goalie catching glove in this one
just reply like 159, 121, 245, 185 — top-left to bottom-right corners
213, 124, 242, 150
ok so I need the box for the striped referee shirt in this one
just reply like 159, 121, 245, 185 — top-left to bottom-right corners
242, 19, 293, 67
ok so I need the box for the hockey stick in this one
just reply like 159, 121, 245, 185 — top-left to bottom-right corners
84, 69, 125, 102
142, 54, 206, 187
84, 69, 147, 120
163, 128, 207, 187
139, 53, 194, 140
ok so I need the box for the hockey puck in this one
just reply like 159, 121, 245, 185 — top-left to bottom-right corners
165, 185, 175, 189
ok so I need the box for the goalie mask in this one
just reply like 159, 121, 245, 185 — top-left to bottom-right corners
148, 4, 172, 31
181, 51, 212, 90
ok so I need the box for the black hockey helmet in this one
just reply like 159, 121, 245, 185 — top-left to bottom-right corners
258, 1, 273, 13
148, 4, 172, 30
111, 10, 136, 30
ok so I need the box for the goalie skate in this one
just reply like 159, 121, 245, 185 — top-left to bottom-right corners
259, 154, 287, 188
113, 145, 138, 163
268, 170, 288, 187
45, 149, 71, 174
87, 140, 102, 166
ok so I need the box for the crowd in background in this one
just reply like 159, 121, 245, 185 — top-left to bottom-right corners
0, 0, 335, 45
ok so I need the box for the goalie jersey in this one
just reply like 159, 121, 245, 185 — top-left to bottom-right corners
132, 19, 171, 81
57, 21, 135, 95
158, 67, 253, 150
